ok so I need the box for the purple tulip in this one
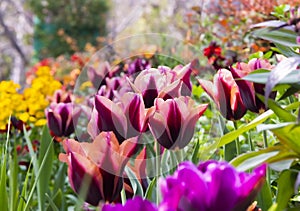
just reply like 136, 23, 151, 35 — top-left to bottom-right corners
230, 58, 276, 113
149, 96, 208, 149
59, 132, 138, 206
102, 196, 157, 211
88, 93, 154, 142
45, 102, 80, 137
159, 161, 266, 211
199, 69, 247, 120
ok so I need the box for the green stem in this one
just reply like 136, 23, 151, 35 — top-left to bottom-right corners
233, 121, 241, 155
155, 142, 161, 205
121, 187, 126, 205
263, 130, 268, 148
248, 130, 254, 151
262, 130, 270, 183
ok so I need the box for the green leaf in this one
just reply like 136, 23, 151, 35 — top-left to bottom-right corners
265, 57, 300, 105
191, 139, 200, 164
45, 193, 59, 211
218, 109, 274, 147
0, 147, 8, 211
252, 28, 299, 47
243, 70, 300, 85
275, 43, 300, 57
144, 177, 157, 201
9, 144, 18, 211
125, 166, 144, 196
23, 126, 54, 211
38, 126, 54, 210
257, 182, 273, 211
275, 170, 299, 211
271, 123, 300, 155
218, 102, 300, 147
257, 94, 296, 122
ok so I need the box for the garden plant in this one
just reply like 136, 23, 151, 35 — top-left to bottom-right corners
1, 3, 300, 211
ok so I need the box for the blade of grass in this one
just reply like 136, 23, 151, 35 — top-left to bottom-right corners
17, 160, 33, 211
38, 126, 54, 210
0, 116, 11, 211
23, 126, 54, 211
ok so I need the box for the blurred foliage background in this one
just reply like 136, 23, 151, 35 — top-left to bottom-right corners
1, 0, 300, 84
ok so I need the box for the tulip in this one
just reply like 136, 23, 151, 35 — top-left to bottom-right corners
127, 58, 151, 75
87, 62, 120, 90
231, 58, 275, 113
45, 102, 80, 137
159, 161, 266, 211
102, 196, 157, 211
59, 132, 138, 206
88, 93, 154, 142
149, 96, 208, 149
199, 69, 247, 120
128, 63, 193, 108
50, 89, 72, 103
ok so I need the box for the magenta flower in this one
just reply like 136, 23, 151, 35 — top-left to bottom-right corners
59, 132, 138, 206
88, 93, 154, 142
149, 96, 208, 149
159, 161, 266, 211
199, 69, 247, 120
103, 196, 157, 211
45, 102, 80, 137
230, 58, 275, 113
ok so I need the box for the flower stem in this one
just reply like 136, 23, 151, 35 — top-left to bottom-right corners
262, 130, 270, 183
156, 142, 161, 205
121, 186, 126, 205
233, 121, 241, 155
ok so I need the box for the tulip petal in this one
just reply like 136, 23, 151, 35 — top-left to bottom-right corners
93, 96, 127, 142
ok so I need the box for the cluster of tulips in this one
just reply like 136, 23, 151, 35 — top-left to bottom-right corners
44, 57, 267, 210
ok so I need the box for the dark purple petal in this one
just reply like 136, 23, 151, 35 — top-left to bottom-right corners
94, 96, 127, 143
167, 101, 181, 143
46, 110, 62, 137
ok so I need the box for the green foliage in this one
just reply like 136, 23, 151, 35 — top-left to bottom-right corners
27, 0, 109, 58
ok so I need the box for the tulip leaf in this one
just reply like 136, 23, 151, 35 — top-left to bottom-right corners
0, 140, 8, 211
125, 166, 144, 196
191, 139, 201, 164
218, 101, 300, 147
218, 109, 274, 147
275, 170, 299, 211
275, 43, 300, 58
256, 94, 296, 122
45, 193, 59, 211
243, 68, 300, 85
251, 20, 290, 29
38, 126, 54, 210
252, 27, 299, 47
23, 126, 54, 211
230, 146, 280, 171
144, 177, 157, 201
257, 182, 273, 211
271, 123, 300, 155
279, 84, 300, 100
265, 57, 300, 105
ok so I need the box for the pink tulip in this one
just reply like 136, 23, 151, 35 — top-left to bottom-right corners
59, 132, 138, 205
199, 69, 247, 120
149, 96, 208, 149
